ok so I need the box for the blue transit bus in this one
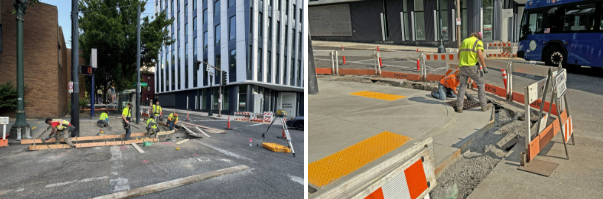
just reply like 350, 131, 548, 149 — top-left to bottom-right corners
518, 0, 603, 67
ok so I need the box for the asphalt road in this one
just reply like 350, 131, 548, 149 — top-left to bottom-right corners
0, 116, 304, 198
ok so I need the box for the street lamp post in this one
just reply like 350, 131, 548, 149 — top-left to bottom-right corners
437, 0, 446, 53
10, 0, 31, 139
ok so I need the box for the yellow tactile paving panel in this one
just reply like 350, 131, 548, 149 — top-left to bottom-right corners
308, 131, 412, 187
349, 91, 406, 101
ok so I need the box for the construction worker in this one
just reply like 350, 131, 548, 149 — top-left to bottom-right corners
456, 32, 493, 113
146, 116, 159, 136
44, 118, 75, 147
431, 71, 460, 100
98, 110, 109, 127
122, 103, 133, 140
152, 100, 162, 121
167, 112, 179, 131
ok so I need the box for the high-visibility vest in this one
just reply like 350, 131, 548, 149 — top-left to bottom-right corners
146, 118, 158, 129
458, 36, 484, 67
53, 120, 71, 131
168, 113, 178, 122
152, 105, 162, 115
99, 112, 108, 121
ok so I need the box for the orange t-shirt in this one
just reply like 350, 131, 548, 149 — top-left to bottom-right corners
440, 72, 460, 91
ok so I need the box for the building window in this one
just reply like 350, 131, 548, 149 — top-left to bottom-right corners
203, 9, 208, 24
215, 24, 221, 46
267, 51, 272, 76
239, 86, 247, 111
215, 54, 221, 84
292, 28, 296, 52
276, 54, 280, 84
194, 37, 198, 82
194, 16, 197, 30
284, 55, 287, 82
250, 7, 253, 33
439, 0, 449, 41
185, 43, 189, 87
293, 5, 296, 20
277, 0, 280, 11
185, 24, 188, 37
414, 0, 425, 40
403, 0, 410, 41
290, 58, 295, 84
277, 21, 280, 44
258, 48, 263, 75
259, 12, 263, 37
483, 0, 492, 40
284, 25, 288, 49
204, 31, 208, 50
214, 0, 220, 17
268, 17, 272, 41
203, 58, 208, 85
300, 8, 302, 23
286, 0, 289, 16
228, 0, 235, 8
229, 50, 236, 82
230, 16, 236, 40
185, 4, 188, 19
298, 60, 301, 84
247, 45, 252, 70
299, 32, 302, 52
171, 0, 174, 13
194, 0, 197, 10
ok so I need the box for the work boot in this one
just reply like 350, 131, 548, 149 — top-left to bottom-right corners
455, 107, 463, 113
482, 103, 493, 112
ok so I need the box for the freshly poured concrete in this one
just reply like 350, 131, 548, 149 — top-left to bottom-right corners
309, 78, 492, 186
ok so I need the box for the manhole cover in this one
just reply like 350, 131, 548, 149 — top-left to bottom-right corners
84, 152, 111, 162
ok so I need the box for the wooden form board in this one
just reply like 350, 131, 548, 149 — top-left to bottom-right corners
29, 138, 158, 151
92, 165, 249, 199
21, 133, 149, 144
132, 143, 145, 153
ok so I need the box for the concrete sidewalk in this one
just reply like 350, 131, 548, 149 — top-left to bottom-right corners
468, 135, 603, 198
309, 77, 493, 194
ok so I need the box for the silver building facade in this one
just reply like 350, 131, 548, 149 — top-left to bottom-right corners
154, 0, 305, 116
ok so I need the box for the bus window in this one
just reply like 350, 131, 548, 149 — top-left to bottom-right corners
564, 4, 595, 32
544, 7, 564, 33
528, 12, 543, 34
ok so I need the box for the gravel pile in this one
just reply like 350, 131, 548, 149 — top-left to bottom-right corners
429, 107, 526, 199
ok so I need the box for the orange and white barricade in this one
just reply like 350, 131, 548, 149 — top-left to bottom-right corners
310, 138, 436, 199
486, 42, 517, 58
233, 112, 251, 122
424, 52, 460, 79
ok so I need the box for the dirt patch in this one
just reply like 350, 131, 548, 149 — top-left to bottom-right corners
429, 106, 526, 199
445, 99, 481, 110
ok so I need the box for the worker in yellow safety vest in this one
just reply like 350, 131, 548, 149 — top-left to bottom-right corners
122, 103, 133, 140
44, 118, 75, 147
168, 112, 178, 131
152, 100, 162, 121
98, 110, 109, 127
456, 32, 493, 113
146, 117, 159, 136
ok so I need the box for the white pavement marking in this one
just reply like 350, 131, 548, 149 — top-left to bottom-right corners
249, 123, 263, 126
195, 141, 254, 162
288, 175, 304, 185
0, 188, 25, 195
190, 120, 227, 122
45, 176, 109, 188
109, 146, 130, 192
14, 188, 24, 192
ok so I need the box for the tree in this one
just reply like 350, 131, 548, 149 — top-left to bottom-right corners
78, 0, 174, 99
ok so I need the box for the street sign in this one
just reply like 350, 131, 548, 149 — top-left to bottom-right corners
456, 18, 461, 25
69, 81, 73, 94
206, 65, 210, 71
91, 48, 98, 68
555, 69, 567, 99
0, 117, 9, 125
132, 83, 148, 87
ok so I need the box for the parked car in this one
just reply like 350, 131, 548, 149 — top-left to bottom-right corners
285, 116, 304, 130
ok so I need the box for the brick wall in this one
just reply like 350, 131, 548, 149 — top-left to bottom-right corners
141, 73, 156, 105
0, 0, 60, 118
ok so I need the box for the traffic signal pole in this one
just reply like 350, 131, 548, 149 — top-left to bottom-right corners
196, 60, 225, 118
71, 0, 80, 137
135, 4, 141, 124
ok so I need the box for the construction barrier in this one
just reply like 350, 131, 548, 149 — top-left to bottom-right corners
522, 64, 574, 165
309, 138, 436, 199
485, 41, 518, 58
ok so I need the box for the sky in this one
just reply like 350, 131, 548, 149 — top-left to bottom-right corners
43, 0, 157, 46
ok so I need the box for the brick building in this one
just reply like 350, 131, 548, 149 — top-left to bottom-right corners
0, 0, 85, 118
141, 72, 156, 106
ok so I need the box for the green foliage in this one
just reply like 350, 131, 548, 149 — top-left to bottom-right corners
79, 0, 174, 92
0, 81, 18, 110
79, 98, 89, 110
11, 0, 42, 14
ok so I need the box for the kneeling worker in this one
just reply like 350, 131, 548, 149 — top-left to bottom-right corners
98, 110, 109, 127
146, 117, 159, 137
432, 71, 460, 100
44, 118, 75, 147
167, 112, 179, 131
